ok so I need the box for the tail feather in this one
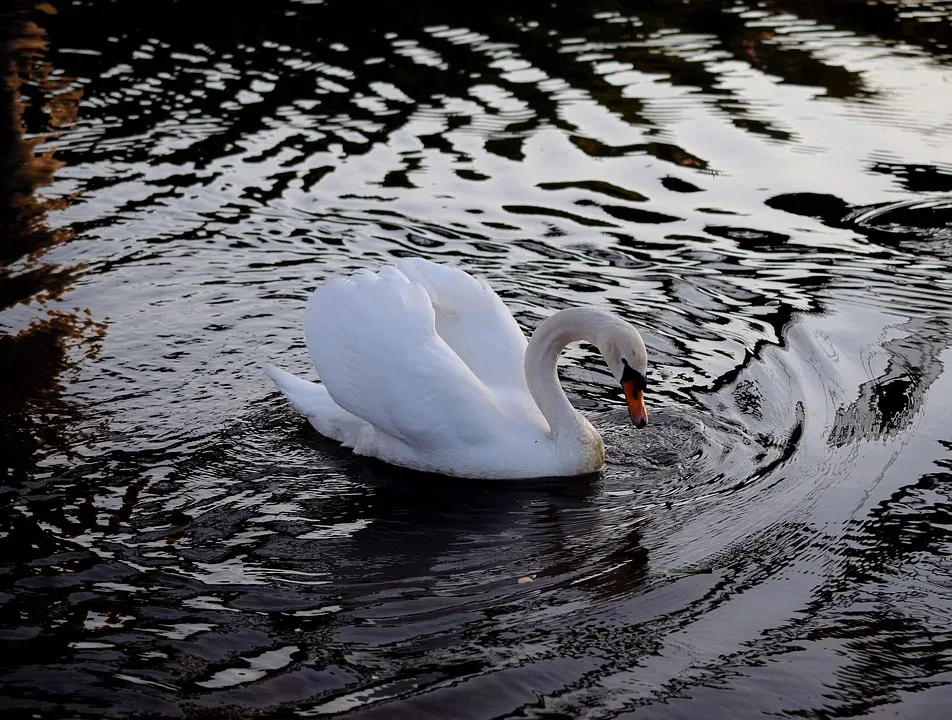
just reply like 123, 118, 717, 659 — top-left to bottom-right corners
263, 363, 365, 446
263, 363, 325, 417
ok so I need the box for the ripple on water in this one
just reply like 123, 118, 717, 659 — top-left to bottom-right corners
3, 0, 952, 718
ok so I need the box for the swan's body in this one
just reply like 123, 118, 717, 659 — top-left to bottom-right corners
265, 258, 648, 479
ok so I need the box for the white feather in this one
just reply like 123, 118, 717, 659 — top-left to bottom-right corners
265, 258, 649, 479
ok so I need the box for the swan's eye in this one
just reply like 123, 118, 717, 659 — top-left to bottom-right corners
620, 358, 647, 390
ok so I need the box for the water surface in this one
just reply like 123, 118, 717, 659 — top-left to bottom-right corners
2, 0, 952, 717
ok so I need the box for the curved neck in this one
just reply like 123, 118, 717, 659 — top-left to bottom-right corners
524, 307, 617, 438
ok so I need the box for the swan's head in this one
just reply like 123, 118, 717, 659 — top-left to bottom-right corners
602, 327, 649, 429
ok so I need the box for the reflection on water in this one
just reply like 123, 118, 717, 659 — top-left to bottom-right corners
0, 2, 103, 483
1, 0, 952, 717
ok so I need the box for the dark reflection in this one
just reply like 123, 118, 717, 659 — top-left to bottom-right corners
0, 407, 655, 717
830, 316, 949, 447
766, 191, 853, 224
0, 0, 110, 703
30, 0, 896, 192
0, 2, 102, 484
768, 191, 952, 258
661, 176, 704, 194
870, 162, 952, 193
766, 0, 952, 63
704, 224, 790, 251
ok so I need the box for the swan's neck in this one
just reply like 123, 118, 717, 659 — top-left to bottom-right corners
524, 307, 617, 439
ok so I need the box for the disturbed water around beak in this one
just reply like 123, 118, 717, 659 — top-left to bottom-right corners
3, 1, 952, 717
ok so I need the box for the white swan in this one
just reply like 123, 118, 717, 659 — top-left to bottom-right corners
264, 258, 649, 479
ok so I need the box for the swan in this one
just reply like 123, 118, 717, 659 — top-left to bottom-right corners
264, 258, 649, 479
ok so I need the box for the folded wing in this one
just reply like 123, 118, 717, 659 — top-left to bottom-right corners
305, 265, 504, 449
394, 258, 528, 391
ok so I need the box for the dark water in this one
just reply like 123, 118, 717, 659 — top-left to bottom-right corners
3, 0, 952, 717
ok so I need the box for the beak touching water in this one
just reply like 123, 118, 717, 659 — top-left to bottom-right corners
621, 379, 648, 429
620, 360, 648, 429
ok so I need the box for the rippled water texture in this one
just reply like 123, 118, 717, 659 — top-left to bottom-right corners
3, 0, 952, 717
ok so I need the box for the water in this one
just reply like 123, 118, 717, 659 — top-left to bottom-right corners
2, 0, 952, 717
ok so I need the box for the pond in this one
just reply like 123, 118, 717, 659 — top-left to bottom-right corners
2, 0, 952, 717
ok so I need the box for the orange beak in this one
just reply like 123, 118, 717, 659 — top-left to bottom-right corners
621, 380, 648, 429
